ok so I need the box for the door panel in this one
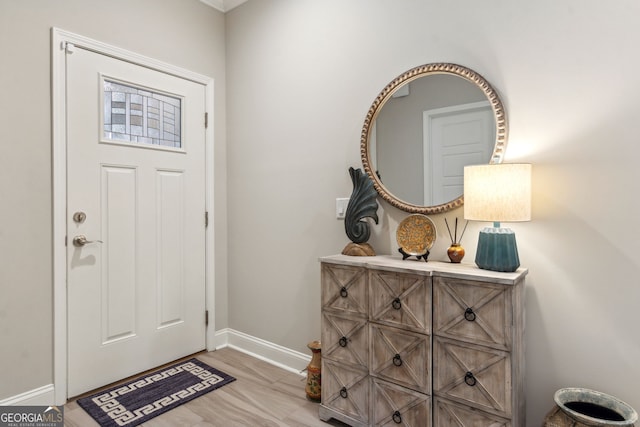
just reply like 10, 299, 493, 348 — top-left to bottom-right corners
424, 102, 494, 205
66, 46, 206, 397
157, 169, 186, 327
101, 165, 137, 343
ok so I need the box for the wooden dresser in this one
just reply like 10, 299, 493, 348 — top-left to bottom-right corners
319, 255, 527, 427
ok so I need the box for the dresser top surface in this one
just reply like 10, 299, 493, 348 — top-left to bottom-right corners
320, 254, 527, 284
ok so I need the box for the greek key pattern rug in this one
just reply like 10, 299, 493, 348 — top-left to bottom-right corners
77, 358, 235, 427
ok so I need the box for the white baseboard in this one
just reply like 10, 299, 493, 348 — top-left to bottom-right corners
1, 330, 307, 405
0, 384, 55, 406
214, 328, 310, 376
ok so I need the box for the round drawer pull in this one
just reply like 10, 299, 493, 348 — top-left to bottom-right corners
392, 297, 402, 310
464, 371, 477, 386
340, 286, 348, 298
340, 387, 348, 398
392, 411, 402, 424
338, 336, 348, 347
393, 353, 403, 366
464, 307, 476, 321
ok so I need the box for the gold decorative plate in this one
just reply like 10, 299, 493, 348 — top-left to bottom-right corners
396, 214, 436, 256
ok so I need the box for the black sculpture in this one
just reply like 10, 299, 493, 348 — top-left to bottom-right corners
342, 167, 379, 256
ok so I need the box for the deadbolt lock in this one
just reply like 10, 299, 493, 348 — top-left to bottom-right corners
73, 211, 87, 223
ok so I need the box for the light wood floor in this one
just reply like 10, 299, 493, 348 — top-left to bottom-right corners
64, 347, 348, 427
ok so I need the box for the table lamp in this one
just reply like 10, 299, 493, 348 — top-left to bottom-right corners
463, 163, 531, 272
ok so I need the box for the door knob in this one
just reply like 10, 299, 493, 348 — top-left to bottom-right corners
72, 235, 103, 247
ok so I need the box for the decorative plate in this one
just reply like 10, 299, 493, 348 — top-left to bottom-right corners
396, 214, 436, 256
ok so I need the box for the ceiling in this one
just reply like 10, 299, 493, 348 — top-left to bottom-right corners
199, 0, 248, 13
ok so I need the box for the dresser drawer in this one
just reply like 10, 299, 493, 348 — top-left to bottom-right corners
320, 255, 525, 427
370, 323, 431, 394
321, 263, 368, 317
433, 336, 511, 417
322, 359, 369, 424
369, 269, 431, 334
433, 276, 512, 350
434, 397, 511, 426
371, 378, 431, 427
322, 311, 369, 370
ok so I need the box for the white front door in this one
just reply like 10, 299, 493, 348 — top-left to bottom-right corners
66, 46, 207, 397
423, 101, 495, 205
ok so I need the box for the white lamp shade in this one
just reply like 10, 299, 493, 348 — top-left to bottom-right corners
464, 163, 532, 222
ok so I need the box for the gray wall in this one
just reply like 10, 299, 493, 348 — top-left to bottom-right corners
2, 1, 640, 425
0, 0, 228, 400
225, 1, 640, 425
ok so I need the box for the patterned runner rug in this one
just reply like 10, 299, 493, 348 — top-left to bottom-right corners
77, 358, 235, 427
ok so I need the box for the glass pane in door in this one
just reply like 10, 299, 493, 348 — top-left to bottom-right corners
103, 79, 182, 148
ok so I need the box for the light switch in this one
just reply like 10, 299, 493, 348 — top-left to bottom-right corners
336, 198, 350, 219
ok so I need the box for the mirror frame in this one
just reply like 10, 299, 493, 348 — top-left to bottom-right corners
360, 63, 508, 214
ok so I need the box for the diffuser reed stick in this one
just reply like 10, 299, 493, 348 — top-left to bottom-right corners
458, 219, 468, 244
444, 217, 468, 244
454, 217, 458, 244
444, 218, 454, 243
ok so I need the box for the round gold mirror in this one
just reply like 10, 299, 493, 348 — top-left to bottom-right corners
361, 63, 507, 214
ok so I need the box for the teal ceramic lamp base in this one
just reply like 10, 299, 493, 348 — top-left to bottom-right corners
475, 222, 520, 272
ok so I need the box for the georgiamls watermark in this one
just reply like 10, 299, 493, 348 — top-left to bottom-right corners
0, 406, 63, 427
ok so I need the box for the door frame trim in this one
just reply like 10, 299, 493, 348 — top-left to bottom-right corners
51, 28, 216, 404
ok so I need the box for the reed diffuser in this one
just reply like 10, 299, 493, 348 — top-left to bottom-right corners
445, 217, 468, 263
